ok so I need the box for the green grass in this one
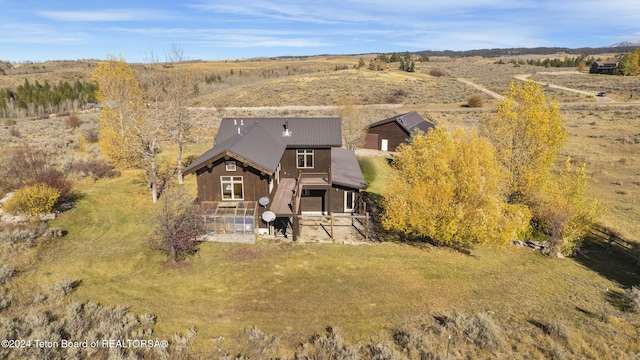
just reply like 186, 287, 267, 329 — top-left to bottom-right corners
5, 160, 640, 357
359, 156, 393, 195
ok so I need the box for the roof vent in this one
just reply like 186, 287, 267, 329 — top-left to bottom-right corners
282, 119, 292, 137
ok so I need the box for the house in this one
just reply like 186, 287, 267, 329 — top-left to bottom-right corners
590, 61, 620, 74
363, 111, 435, 151
182, 117, 367, 242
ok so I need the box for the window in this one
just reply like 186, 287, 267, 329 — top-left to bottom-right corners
225, 161, 237, 171
297, 149, 314, 169
221, 176, 244, 200
344, 191, 355, 212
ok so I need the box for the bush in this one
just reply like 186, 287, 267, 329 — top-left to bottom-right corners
29, 169, 73, 206
65, 113, 82, 129
69, 158, 119, 179
3, 183, 60, 215
4, 118, 17, 126
83, 128, 99, 143
625, 286, 640, 312
0, 265, 15, 284
429, 68, 446, 77
0, 145, 48, 193
468, 93, 484, 108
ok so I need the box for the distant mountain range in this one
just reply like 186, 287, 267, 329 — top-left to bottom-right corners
412, 43, 640, 58
610, 40, 640, 47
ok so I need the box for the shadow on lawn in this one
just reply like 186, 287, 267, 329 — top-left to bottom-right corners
574, 228, 640, 289
359, 191, 476, 257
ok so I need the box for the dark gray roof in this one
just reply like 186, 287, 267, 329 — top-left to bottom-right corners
217, 118, 342, 147
183, 122, 286, 175
368, 111, 435, 134
331, 148, 367, 190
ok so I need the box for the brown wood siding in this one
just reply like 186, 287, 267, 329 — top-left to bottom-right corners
195, 157, 270, 202
328, 188, 359, 213
363, 133, 378, 150
280, 148, 332, 178
366, 122, 410, 151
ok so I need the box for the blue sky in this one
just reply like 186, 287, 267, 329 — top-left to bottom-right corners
2, 0, 639, 62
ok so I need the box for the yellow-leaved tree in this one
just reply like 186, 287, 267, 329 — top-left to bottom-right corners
92, 56, 145, 167
93, 56, 167, 202
533, 158, 598, 254
482, 80, 597, 254
481, 80, 568, 204
382, 128, 531, 248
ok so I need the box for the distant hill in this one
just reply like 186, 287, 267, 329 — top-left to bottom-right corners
413, 45, 640, 58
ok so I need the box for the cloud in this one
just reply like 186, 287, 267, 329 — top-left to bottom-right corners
0, 23, 85, 44
37, 9, 174, 22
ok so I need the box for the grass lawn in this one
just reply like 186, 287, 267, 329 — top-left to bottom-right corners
10, 165, 639, 357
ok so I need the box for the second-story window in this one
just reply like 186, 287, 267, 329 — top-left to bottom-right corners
297, 149, 314, 169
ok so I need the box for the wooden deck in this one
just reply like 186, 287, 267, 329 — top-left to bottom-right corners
269, 178, 296, 216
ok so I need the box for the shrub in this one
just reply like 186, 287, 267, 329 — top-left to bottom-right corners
0, 223, 47, 244
625, 286, 640, 312
65, 113, 82, 129
429, 68, 446, 77
29, 169, 73, 206
4, 118, 16, 126
465, 312, 504, 350
83, 128, 99, 143
468, 93, 484, 108
0, 265, 15, 284
0, 145, 48, 193
3, 183, 60, 215
69, 158, 119, 179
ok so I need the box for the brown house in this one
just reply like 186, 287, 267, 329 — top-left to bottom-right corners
363, 111, 435, 151
183, 118, 366, 242
590, 60, 620, 74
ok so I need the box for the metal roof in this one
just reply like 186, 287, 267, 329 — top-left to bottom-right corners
331, 148, 367, 190
183, 122, 286, 175
368, 111, 435, 134
217, 117, 342, 147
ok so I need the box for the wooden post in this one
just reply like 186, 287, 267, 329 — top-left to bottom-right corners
330, 213, 334, 239
292, 216, 298, 242
365, 212, 369, 241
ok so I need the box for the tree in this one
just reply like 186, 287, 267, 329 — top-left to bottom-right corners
149, 184, 206, 263
480, 80, 567, 204
532, 158, 598, 254
92, 56, 144, 168
338, 100, 369, 150
619, 49, 640, 76
93, 56, 165, 202
382, 128, 531, 248
150, 44, 200, 185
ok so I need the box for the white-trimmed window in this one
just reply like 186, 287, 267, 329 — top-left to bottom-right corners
344, 191, 355, 213
225, 161, 237, 171
221, 176, 244, 200
297, 149, 314, 169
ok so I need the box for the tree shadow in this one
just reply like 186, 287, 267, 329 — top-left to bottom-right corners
359, 191, 477, 256
573, 228, 640, 289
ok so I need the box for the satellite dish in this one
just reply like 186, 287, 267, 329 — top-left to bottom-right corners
258, 196, 270, 207
262, 211, 276, 223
